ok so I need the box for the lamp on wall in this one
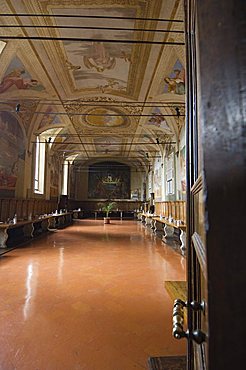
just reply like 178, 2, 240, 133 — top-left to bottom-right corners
175, 107, 180, 117
15, 103, 21, 113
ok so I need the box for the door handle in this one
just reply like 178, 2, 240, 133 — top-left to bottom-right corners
172, 299, 188, 339
172, 299, 206, 344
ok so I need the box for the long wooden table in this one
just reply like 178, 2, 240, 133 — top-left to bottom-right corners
0, 212, 72, 249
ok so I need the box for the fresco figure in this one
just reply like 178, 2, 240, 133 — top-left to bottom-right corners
0, 68, 39, 93
83, 42, 116, 72
164, 68, 185, 95
0, 112, 24, 193
148, 113, 172, 132
180, 146, 186, 192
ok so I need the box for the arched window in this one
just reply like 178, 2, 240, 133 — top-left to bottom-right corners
34, 136, 45, 194
166, 154, 174, 195
62, 160, 69, 196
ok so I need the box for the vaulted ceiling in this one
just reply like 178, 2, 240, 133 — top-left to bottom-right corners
0, 0, 185, 170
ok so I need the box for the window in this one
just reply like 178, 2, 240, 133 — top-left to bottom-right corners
62, 160, 69, 195
166, 156, 174, 195
34, 136, 45, 194
166, 177, 173, 194
0, 41, 6, 55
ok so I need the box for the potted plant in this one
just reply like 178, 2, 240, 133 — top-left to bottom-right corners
99, 201, 117, 224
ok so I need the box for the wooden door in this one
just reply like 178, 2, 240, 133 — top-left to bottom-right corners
185, 1, 208, 369
173, 0, 245, 369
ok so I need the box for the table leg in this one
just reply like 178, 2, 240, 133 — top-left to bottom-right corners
48, 217, 56, 229
162, 224, 174, 243
0, 228, 8, 248
23, 223, 34, 238
41, 219, 49, 232
180, 229, 186, 255
151, 219, 155, 230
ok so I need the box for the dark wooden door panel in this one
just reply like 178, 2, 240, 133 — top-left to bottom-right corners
183, 1, 245, 369
184, 1, 208, 369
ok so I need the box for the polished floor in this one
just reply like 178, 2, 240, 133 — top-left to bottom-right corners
0, 220, 186, 370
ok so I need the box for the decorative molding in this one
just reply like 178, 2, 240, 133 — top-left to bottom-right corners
191, 174, 203, 194
192, 231, 207, 277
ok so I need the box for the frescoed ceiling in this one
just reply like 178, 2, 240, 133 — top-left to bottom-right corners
0, 0, 185, 169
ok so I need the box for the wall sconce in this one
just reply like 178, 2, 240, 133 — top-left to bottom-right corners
175, 107, 180, 117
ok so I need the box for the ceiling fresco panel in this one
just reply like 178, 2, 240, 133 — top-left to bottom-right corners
162, 59, 185, 95
53, 7, 135, 92
145, 107, 173, 133
0, 56, 45, 94
84, 108, 127, 127
33, 0, 162, 99
93, 137, 122, 153
37, 106, 63, 130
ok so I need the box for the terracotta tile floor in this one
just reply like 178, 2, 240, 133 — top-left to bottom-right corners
0, 220, 186, 370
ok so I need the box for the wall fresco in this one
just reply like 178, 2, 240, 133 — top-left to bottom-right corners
88, 162, 130, 199
153, 159, 163, 200
180, 145, 186, 193
0, 112, 25, 196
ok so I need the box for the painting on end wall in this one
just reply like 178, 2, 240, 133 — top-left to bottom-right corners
88, 162, 130, 199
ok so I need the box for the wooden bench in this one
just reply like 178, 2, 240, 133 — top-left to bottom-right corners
152, 217, 186, 255
0, 198, 57, 223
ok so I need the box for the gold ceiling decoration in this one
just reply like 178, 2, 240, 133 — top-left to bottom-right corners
0, 0, 185, 163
